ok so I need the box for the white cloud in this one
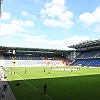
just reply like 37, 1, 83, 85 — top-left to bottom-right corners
79, 6, 100, 26
0, 23, 25, 39
10, 20, 34, 27
0, 19, 34, 39
19, 34, 90, 49
21, 11, 37, 20
62, 35, 90, 45
94, 25, 100, 32
40, 0, 74, 29
48, 35, 90, 49
0, 21, 90, 49
19, 34, 49, 48
32, 0, 42, 4
21, 11, 29, 16
25, 21, 34, 27
2, 42, 20, 47
1, 12, 11, 20
43, 19, 63, 27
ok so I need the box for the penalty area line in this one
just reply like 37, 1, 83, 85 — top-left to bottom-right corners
15, 74, 54, 100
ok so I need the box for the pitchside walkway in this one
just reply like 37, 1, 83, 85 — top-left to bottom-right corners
0, 67, 17, 100
0, 78, 17, 100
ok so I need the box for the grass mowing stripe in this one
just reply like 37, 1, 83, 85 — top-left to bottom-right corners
15, 73, 54, 100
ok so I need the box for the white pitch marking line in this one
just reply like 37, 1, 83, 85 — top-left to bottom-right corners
15, 74, 54, 100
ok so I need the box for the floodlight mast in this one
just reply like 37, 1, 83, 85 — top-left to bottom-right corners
0, 0, 3, 27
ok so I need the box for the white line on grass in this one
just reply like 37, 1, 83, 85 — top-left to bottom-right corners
15, 74, 54, 100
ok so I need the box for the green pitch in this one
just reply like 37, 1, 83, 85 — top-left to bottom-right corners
5, 66, 100, 100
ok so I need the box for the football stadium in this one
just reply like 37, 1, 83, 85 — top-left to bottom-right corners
0, 39, 100, 100
1, 0, 100, 100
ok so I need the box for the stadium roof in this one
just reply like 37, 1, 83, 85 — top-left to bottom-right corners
0, 46, 75, 54
68, 39, 100, 50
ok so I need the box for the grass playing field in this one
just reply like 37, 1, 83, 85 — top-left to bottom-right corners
5, 66, 100, 100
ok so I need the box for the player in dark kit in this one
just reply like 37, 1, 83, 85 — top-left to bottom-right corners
43, 83, 47, 94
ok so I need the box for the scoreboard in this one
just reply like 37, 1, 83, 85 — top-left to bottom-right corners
0, 49, 16, 55
6, 50, 16, 54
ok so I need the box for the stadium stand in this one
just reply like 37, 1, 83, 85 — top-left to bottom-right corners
0, 46, 73, 67
68, 39, 100, 67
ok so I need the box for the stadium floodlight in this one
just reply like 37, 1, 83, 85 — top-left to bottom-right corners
0, 0, 3, 13
0, 0, 3, 4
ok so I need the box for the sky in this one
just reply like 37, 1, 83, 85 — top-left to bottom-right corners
0, 0, 100, 50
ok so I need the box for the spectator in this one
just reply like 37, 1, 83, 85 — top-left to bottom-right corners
3, 84, 8, 92
0, 92, 2, 100
1, 91, 5, 98
15, 81, 20, 86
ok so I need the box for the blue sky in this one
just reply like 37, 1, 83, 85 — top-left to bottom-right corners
0, 0, 100, 50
